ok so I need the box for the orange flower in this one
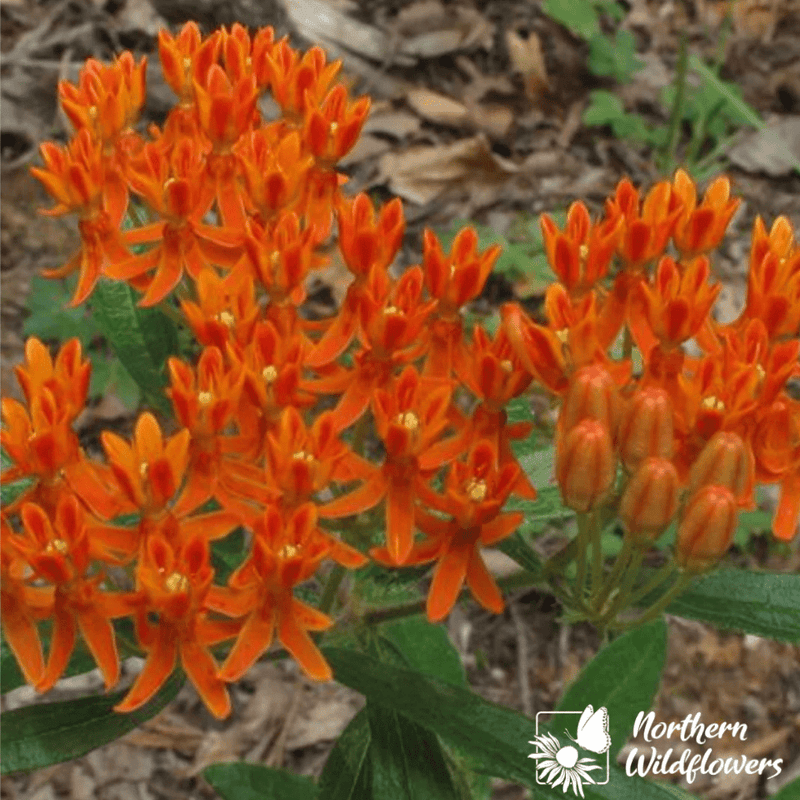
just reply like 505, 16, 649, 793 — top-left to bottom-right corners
116, 531, 236, 718
619, 457, 680, 545
180, 268, 260, 350
630, 256, 720, 354
158, 23, 221, 103
211, 504, 365, 683
101, 412, 190, 518
319, 365, 462, 564
31, 130, 130, 305
311, 267, 434, 433
108, 139, 242, 305
540, 200, 621, 297
607, 177, 682, 269
304, 84, 370, 168
10, 497, 131, 692
264, 407, 373, 511
59, 52, 147, 149
236, 126, 312, 222
373, 441, 522, 621
307, 194, 405, 368
671, 169, 740, 259
618, 387, 675, 472
1, 515, 52, 687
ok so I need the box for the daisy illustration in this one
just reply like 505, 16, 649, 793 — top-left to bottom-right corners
527, 732, 604, 798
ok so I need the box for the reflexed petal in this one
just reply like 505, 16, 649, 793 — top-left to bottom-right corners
37, 607, 76, 692
2, 603, 45, 686
278, 610, 332, 681
218, 608, 276, 682
180, 640, 231, 719
115, 629, 177, 713
426, 540, 471, 622
76, 607, 120, 689
465, 551, 504, 614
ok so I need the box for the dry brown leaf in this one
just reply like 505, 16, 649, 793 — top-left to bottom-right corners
394, 0, 494, 57
363, 107, 421, 140
727, 116, 800, 176
505, 29, 551, 101
378, 134, 518, 205
406, 88, 470, 126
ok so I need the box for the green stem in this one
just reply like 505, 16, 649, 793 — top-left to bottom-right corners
592, 535, 634, 614
626, 559, 678, 609
574, 514, 592, 605
622, 325, 633, 361
613, 571, 694, 631
319, 564, 347, 615
599, 546, 643, 626
589, 512, 603, 599
663, 35, 688, 172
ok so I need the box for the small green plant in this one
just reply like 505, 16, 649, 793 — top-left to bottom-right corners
24, 275, 142, 410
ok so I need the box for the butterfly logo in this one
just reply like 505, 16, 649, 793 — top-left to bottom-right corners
566, 704, 611, 755
528, 705, 611, 796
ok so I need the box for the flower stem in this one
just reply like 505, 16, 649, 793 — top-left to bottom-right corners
598, 546, 643, 626
574, 513, 591, 605
626, 559, 679, 610
613, 571, 694, 631
319, 564, 347, 615
592, 535, 634, 615
589, 512, 603, 599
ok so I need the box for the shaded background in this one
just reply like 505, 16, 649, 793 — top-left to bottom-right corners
1, 1, 799, 798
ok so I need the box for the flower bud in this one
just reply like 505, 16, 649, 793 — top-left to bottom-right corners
556, 419, 615, 513
618, 388, 674, 472
675, 485, 737, 572
689, 431, 753, 502
619, 457, 680, 545
561, 364, 620, 436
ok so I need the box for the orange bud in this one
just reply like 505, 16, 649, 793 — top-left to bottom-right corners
618, 388, 674, 472
556, 419, 615, 513
561, 364, 620, 437
619, 457, 680, 545
675, 485, 738, 572
689, 431, 753, 502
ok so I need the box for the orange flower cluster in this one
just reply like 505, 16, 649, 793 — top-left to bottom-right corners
2, 24, 536, 717
2, 23, 798, 719
504, 172, 800, 565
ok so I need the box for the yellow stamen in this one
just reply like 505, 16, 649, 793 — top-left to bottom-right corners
500, 359, 513, 372
198, 391, 213, 406
755, 364, 766, 383
700, 396, 725, 412
555, 328, 569, 343
329, 121, 339, 134
88, 105, 98, 120
396, 411, 419, 431
579, 243, 589, 261
262, 365, 278, 383
218, 311, 235, 329
279, 543, 300, 559
384, 305, 401, 315
165, 572, 189, 593
467, 479, 487, 502
139, 462, 149, 478
45, 539, 69, 555
292, 450, 315, 462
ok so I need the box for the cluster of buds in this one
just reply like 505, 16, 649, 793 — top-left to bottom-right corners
2, 23, 798, 718
505, 174, 800, 571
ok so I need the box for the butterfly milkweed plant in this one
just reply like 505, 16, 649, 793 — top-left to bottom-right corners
2, 22, 799, 800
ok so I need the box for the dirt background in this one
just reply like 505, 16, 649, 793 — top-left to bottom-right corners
1, 1, 800, 799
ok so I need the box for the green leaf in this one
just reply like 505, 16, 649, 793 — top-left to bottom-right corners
666, 569, 800, 643
204, 762, 317, 800
1, 633, 99, 695
1, 449, 33, 508
770, 776, 800, 799
379, 616, 466, 688
543, 0, 600, 40
367, 705, 463, 800
557, 620, 667, 757
318, 708, 372, 800
23, 276, 99, 347
589, 29, 642, 83
1, 669, 184, 775
90, 279, 179, 415
324, 647, 686, 799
